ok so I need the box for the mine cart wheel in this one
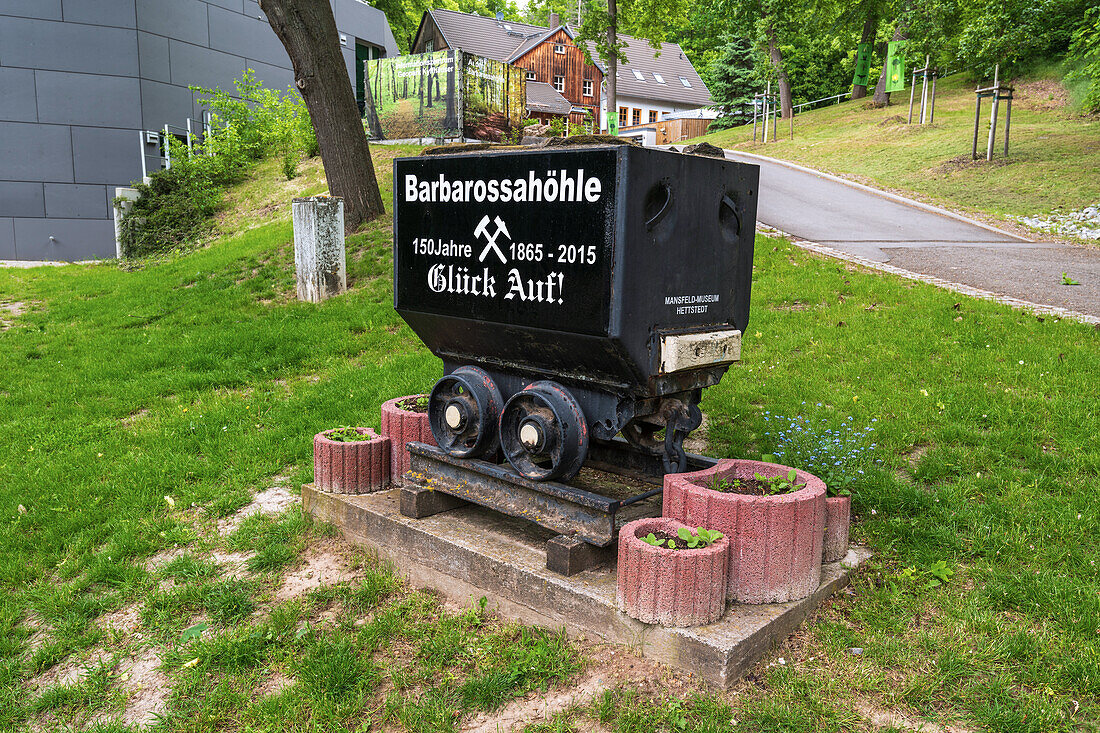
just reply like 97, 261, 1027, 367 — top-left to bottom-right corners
500, 381, 589, 482
428, 366, 504, 459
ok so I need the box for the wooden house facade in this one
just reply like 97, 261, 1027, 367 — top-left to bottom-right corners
412, 10, 602, 130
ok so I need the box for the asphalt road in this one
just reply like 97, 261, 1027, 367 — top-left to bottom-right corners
725, 150, 1100, 319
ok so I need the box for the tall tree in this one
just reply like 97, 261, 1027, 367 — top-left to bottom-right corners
872, 23, 907, 106
260, 0, 384, 231
706, 35, 762, 125
851, 12, 879, 99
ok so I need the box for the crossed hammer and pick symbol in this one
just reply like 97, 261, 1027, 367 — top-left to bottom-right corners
474, 214, 510, 264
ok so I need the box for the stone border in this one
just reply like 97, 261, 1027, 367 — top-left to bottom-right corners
380, 395, 434, 486
823, 495, 851, 563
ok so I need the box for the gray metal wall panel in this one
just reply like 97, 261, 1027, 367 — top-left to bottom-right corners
0, 1, 62, 21
208, 6, 286, 68
0, 122, 73, 182
139, 79, 196, 131
71, 126, 143, 185
245, 59, 295, 94
169, 40, 247, 95
61, 0, 136, 28
334, 0, 398, 55
136, 0, 209, 48
138, 31, 171, 83
0, 67, 38, 122
0, 182, 45, 217
0, 17, 139, 76
242, 1, 263, 21
0, 218, 14, 258
13, 217, 115, 260
44, 183, 109, 219
35, 71, 142, 128
205, 0, 241, 10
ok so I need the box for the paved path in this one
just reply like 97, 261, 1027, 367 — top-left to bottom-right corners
725, 150, 1100, 320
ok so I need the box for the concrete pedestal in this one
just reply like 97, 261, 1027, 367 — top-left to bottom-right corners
302, 484, 870, 689
292, 196, 346, 303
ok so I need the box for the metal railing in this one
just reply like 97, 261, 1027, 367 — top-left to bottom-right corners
138, 113, 213, 179
793, 91, 849, 114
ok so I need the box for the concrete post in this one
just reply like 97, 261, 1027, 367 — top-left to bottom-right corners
112, 187, 139, 258
292, 196, 346, 303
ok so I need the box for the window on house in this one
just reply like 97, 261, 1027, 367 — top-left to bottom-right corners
679, 76, 691, 87
425, 39, 433, 52
648, 110, 657, 123
554, 75, 565, 93
632, 108, 641, 126
632, 69, 645, 81
554, 43, 566, 54
618, 106, 628, 127
653, 73, 665, 83
582, 79, 593, 96
526, 70, 536, 81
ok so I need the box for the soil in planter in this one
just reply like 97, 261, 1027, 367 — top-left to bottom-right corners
325, 427, 371, 443
706, 476, 800, 496
397, 396, 429, 413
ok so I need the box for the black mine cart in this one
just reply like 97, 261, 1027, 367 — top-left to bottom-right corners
393, 142, 759, 573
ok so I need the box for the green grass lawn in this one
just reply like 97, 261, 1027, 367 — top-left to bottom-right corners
699, 72, 1100, 226
1, 147, 1099, 732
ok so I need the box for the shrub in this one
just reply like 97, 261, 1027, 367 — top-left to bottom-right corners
1067, 7, 1100, 114
118, 70, 317, 257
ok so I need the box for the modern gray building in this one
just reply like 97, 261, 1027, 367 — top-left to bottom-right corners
0, 0, 398, 262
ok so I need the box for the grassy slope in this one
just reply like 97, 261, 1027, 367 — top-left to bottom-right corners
699, 72, 1100, 224
1, 148, 1099, 732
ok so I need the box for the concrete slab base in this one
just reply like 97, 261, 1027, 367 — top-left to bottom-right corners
303, 483, 871, 689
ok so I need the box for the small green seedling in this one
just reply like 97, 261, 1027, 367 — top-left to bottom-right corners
641, 527, 724, 550
326, 426, 366, 442
754, 469, 806, 495
708, 476, 744, 492
1062, 272, 1080, 285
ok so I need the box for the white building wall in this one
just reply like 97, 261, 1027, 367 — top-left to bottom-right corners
599, 94, 704, 131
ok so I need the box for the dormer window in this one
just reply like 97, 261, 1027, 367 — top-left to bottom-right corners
653, 73, 665, 83
679, 76, 691, 87
554, 43, 566, 54
632, 69, 645, 81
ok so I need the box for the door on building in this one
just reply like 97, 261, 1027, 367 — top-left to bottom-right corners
356, 42, 383, 116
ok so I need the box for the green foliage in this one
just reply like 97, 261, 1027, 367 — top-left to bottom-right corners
640, 527, 724, 549
762, 413, 880, 497
1067, 6, 1100, 113
753, 469, 807, 495
325, 426, 370, 442
953, 0, 1093, 76
547, 116, 567, 137
118, 70, 316, 258
705, 35, 762, 126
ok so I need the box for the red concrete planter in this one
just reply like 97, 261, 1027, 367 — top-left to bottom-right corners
823, 495, 851, 563
380, 395, 434, 486
663, 459, 826, 605
313, 427, 390, 494
617, 517, 729, 627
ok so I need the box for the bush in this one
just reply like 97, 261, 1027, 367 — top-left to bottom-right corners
118, 70, 316, 258
1067, 7, 1100, 113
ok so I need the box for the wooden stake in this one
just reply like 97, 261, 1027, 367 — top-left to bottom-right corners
929, 71, 937, 124
763, 81, 770, 143
986, 64, 1000, 161
919, 55, 929, 124
972, 88, 981, 160
908, 69, 916, 123
1004, 94, 1012, 156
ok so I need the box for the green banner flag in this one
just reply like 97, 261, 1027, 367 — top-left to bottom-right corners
852, 43, 872, 87
884, 40, 908, 93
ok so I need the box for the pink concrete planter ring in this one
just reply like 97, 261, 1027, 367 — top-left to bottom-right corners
617, 517, 729, 627
823, 495, 851, 563
313, 427, 390, 494
380, 395, 435, 486
663, 459, 826, 605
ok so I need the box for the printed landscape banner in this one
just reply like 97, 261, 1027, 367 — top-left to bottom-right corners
852, 42, 873, 87
884, 40, 908, 93
461, 55, 526, 142
364, 50, 461, 140
364, 51, 526, 142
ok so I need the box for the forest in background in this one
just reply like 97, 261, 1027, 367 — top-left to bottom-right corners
367, 0, 1100, 122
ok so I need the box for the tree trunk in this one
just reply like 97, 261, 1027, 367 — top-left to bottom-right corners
259, 0, 383, 232
851, 13, 877, 100
607, 0, 617, 132
873, 24, 907, 107
363, 61, 384, 138
765, 21, 793, 118
443, 53, 457, 129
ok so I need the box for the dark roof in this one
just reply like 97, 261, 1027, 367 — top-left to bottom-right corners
593, 35, 712, 107
525, 81, 572, 115
424, 8, 547, 61
423, 9, 709, 106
